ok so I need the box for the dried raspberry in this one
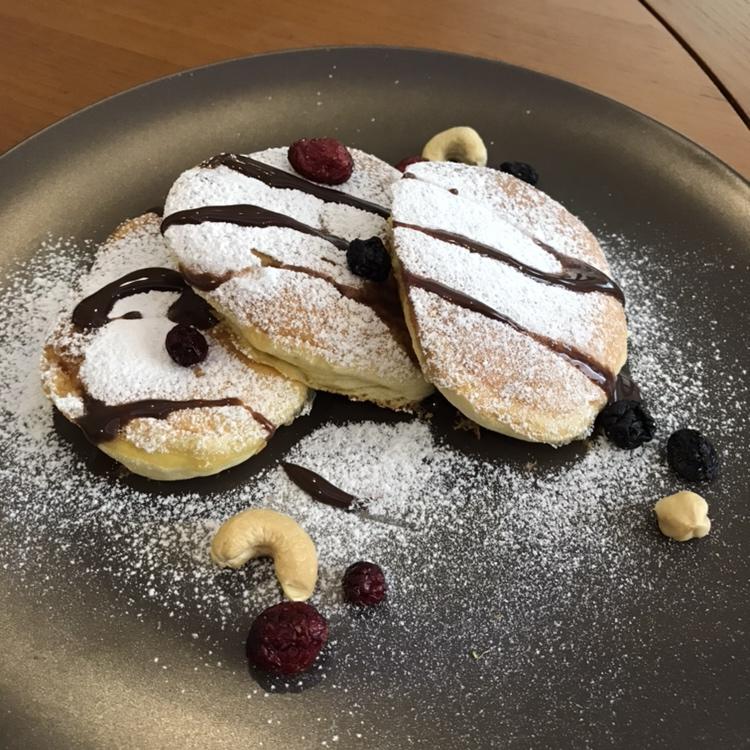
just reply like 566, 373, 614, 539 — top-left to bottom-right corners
247, 602, 328, 676
499, 161, 539, 186
346, 237, 391, 282
288, 138, 353, 185
395, 155, 427, 172
342, 561, 387, 606
596, 399, 655, 449
667, 428, 719, 482
165, 323, 208, 366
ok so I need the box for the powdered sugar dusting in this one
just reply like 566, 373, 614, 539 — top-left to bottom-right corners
391, 168, 627, 442
394, 224, 611, 357
213, 270, 418, 385
407, 161, 606, 270
82, 217, 173, 291
163, 147, 396, 279
394, 176, 560, 272
408, 286, 602, 424
165, 148, 427, 403
392, 170, 622, 363
42, 214, 308, 456
162, 147, 425, 398
0, 226, 746, 746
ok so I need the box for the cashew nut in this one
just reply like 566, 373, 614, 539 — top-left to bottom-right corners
210, 508, 318, 600
422, 126, 488, 166
654, 491, 711, 542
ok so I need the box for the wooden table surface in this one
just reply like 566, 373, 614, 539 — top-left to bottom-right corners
1, 0, 748, 177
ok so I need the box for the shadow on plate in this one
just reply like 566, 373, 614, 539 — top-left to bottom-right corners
52, 390, 591, 498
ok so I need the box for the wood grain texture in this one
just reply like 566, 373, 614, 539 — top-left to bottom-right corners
0, 0, 748, 176
645, 0, 750, 124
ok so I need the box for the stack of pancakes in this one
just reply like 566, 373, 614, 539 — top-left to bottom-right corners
42, 144, 627, 480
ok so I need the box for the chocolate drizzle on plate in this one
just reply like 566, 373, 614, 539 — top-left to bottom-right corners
281, 461, 416, 530
72, 267, 218, 330
161, 204, 349, 251
393, 221, 624, 304
402, 270, 616, 395
611, 365, 642, 403
281, 461, 356, 510
204, 153, 389, 218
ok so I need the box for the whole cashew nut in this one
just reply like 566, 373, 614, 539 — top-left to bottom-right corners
654, 491, 711, 542
210, 508, 318, 601
422, 126, 488, 166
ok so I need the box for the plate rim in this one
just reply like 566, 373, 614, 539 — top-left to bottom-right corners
1, 42, 749, 750
2, 44, 748, 190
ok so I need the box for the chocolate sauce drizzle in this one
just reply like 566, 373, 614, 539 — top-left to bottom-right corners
177, 247, 415, 363
167, 287, 219, 329
393, 221, 624, 304
72, 267, 218, 330
77, 394, 243, 443
403, 270, 616, 395
161, 205, 413, 357
69, 268, 274, 444
249, 250, 412, 355
112, 311, 143, 321
611, 365, 642, 403
204, 153, 389, 218
281, 462, 356, 510
161, 204, 349, 252
73, 268, 184, 330
179, 265, 230, 293
76, 393, 274, 445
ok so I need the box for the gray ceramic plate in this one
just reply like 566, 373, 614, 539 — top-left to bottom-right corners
0, 48, 748, 749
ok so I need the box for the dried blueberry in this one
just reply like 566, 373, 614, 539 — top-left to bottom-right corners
499, 161, 539, 186
667, 428, 719, 482
343, 561, 387, 606
346, 237, 391, 282
597, 399, 655, 449
288, 137, 353, 185
165, 323, 208, 366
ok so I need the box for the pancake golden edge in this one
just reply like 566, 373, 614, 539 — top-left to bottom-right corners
161, 146, 433, 411
388, 249, 623, 444
42, 325, 309, 481
388, 164, 628, 445
200, 287, 432, 411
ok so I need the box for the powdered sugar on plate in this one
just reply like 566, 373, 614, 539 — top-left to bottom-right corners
0, 226, 746, 746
